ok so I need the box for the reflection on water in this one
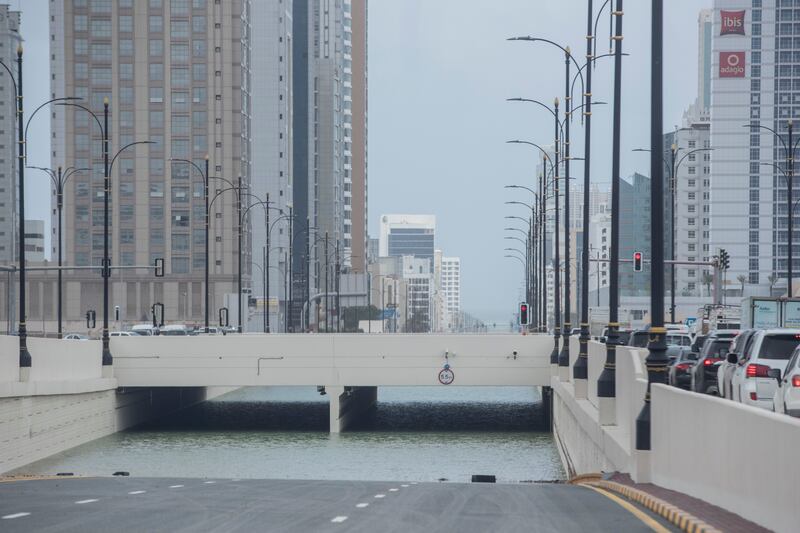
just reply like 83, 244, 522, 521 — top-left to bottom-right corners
16, 387, 564, 483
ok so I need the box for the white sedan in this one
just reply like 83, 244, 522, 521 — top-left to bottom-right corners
772, 346, 800, 417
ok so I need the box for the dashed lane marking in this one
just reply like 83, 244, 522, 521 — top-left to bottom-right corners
2, 513, 31, 520
331, 516, 348, 523
169, 485, 184, 489
389, 488, 399, 492
374, 494, 385, 499
401, 484, 409, 488
75, 499, 98, 505
128, 491, 146, 495
356, 503, 369, 508
204, 481, 216, 484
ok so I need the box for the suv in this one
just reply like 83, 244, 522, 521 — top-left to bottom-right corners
730, 329, 800, 410
689, 331, 737, 395
717, 329, 757, 399
771, 345, 800, 417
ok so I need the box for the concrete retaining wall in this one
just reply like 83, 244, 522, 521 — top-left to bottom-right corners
552, 342, 649, 479
651, 384, 800, 533
0, 386, 234, 474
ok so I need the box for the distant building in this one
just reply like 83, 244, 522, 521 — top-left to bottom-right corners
440, 256, 461, 330
378, 214, 435, 262
24, 220, 45, 263
0, 5, 20, 264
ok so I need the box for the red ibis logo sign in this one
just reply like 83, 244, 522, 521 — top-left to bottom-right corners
719, 52, 745, 78
720, 10, 745, 36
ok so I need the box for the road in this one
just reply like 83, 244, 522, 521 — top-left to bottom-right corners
0, 477, 674, 532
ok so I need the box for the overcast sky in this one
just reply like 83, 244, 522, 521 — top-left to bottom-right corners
19, 0, 710, 325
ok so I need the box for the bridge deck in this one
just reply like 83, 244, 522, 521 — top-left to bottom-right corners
110, 334, 553, 388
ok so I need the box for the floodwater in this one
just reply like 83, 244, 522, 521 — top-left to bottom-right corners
17, 386, 564, 483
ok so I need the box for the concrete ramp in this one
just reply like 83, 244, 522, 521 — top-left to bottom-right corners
111, 334, 553, 388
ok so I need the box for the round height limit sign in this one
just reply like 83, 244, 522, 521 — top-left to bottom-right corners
438, 365, 454, 385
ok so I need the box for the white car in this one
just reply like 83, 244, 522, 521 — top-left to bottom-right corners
160, 324, 190, 336
717, 329, 757, 399
64, 333, 89, 340
110, 331, 140, 337
731, 329, 800, 410
772, 346, 800, 417
131, 324, 158, 336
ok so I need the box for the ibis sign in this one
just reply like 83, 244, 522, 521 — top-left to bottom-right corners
720, 10, 745, 36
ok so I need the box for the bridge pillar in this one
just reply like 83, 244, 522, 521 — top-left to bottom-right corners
328, 386, 377, 433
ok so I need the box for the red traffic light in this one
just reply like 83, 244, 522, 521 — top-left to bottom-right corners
519, 302, 530, 326
633, 251, 643, 272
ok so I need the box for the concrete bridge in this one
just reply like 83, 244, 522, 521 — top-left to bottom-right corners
110, 333, 553, 432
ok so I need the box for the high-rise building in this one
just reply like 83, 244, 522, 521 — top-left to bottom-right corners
378, 214, 435, 262
24, 220, 45, 263
350, 0, 368, 274
251, 0, 293, 331
0, 5, 20, 265
49, 0, 251, 327
709, 2, 790, 295
291, 0, 368, 329
440, 256, 461, 330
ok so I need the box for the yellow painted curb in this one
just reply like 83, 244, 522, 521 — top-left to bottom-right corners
570, 476, 721, 533
0, 475, 86, 483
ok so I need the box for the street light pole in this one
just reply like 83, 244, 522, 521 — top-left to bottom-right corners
789, 120, 794, 297
101, 99, 111, 368
552, 97, 562, 369
575, 0, 594, 390
598, 0, 623, 409
266, 193, 271, 333
205, 156, 210, 333
637, 0, 666, 451
13, 47, 30, 372
237, 175, 243, 333
559, 49, 573, 379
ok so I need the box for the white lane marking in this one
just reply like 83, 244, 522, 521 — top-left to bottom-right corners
204, 481, 216, 484
410, 482, 418, 485
169, 485, 184, 489
389, 488, 399, 492
75, 499, 98, 505
2, 513, 30, 520
356, 503, 369, 508
374, 494, 385, 499
128, 490, 146, 495
331, 516, 348, 523
401, 484, 409, 488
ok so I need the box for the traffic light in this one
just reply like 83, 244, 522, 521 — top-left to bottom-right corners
633, 251, 643, 272
519, 302, 530, 326
86, 310, 96, 329
719, 249, 730, 271
154, 257, 164, 277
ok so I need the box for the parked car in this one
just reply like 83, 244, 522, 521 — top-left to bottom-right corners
131, 324, 158, 336
668, 349, 698, 390
110, 331, 141, 337
771, 345, 800, 417
717, 329, 757, 399
730, 329, 800, 410
690, 331, 737, 395
63, 333, 88, 340
160, 324, 190, 336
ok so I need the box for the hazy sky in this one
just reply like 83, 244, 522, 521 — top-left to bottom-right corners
18, 0, 711, 324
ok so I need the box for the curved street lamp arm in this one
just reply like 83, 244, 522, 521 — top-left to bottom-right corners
209, 186, 240, 211
505, 200, 534, 211
505, 215, 530, 225
109, 140, 154, 176
744, 123, 788, 153
508, 37, 585, 104
570, 52, 623, 103
504, 255, 526, 268
594, 0, 614, 59
56, 101, 104, 139
505, 227, 529, 238
504, 247, 527, 260
504, 184, 537, 197
505, 139, 556, 173
63, 167, 90, 185
563, 101, 607, 126
169, 157, 207, 185
25, 97, 82, 159
504, 235, 528, 246
675, 147, 713, 172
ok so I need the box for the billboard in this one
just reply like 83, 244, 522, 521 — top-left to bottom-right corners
720, 10, 745, 36
719, 51, 745, 78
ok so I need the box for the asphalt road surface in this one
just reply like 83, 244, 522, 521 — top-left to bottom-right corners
0, 477, 674, 532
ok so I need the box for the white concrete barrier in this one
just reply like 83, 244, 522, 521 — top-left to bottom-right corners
0, 335, 17, 381
28, 338, 103, 382
651, 384, 800, 533
587, 341, 606, 409
111, 334, 554, 388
